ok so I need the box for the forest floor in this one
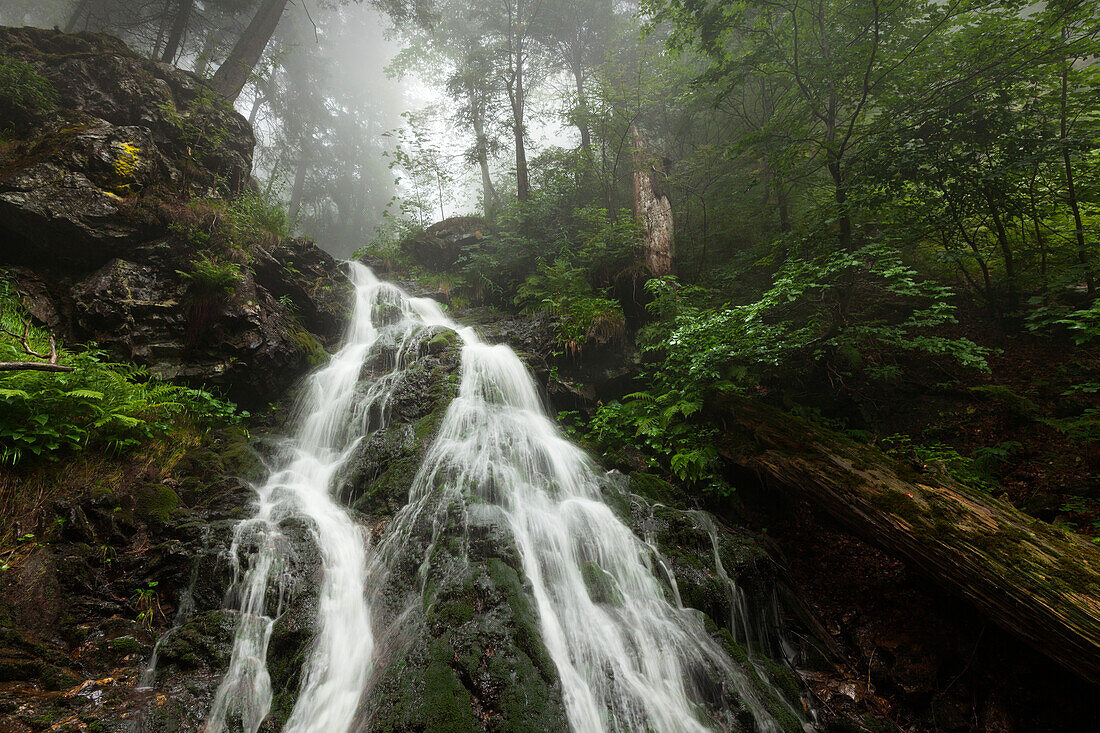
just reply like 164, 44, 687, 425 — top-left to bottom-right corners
827, 301, 1100, 538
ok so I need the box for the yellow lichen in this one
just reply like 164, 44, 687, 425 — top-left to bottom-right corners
112, 141, 141, 194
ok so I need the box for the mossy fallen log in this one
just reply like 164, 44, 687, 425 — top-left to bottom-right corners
716, 396, 1100, 686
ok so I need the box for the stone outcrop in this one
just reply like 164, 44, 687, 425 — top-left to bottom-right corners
0, 27, 345, 407
398, 216, 485, 271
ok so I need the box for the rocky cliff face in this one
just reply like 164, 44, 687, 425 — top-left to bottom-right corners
0, 26, 346, 407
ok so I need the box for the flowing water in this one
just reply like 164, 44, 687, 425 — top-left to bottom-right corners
205, 264, 383, 733
204, 264, 805, 733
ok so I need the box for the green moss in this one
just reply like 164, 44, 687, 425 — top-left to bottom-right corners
38, 664, 78, 691
487, 558, 557, 681
580, 561, 624, 606
106, 635, 142, 655
22, 710, 62, 729
134, 483, 180, 524
291, 327, 327, 367
426, 329, 459, 354
716, 630, 805, 733
628, 472, 681, 506
870, 488, 922, 522
422, 640, 479, 733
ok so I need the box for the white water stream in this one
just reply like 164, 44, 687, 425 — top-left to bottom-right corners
205, 264, 804, 733
205, 264, 383, 733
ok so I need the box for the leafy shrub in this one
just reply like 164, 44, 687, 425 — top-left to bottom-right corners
641, 242, 990, 397
880, 434, 1017, 491
229, 188, 292, 241
0, 285, 244, 464
0, 56, 58, 127
177, 257, 241, 296
584, 242, 993, 488
1026, 299, 1100, 345
515, 257, 625, 355
157, 85, 233, 156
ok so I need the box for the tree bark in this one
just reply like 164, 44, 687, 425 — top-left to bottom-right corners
64, 0, 91, 33
471, 111, 497, 215
0, 362, 74, 372
209, 0, 289, 102
716, 396, 1100, 687
573, 62, 591, 153
827, 156, 852, 250
160, 0, 195, 64
1061, 57, 1092, 296
630, 125, 674, 277
511, 71, 529, 201
288, 149, 309, 224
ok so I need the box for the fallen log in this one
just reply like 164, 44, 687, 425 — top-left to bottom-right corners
716, 396, 1100, 686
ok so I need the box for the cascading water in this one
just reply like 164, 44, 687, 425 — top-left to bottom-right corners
205, 263, 806, 733
206, 264, 386, 733
358, 277, 808, 732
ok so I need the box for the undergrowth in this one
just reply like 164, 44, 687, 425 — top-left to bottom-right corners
0, 282, 245, 465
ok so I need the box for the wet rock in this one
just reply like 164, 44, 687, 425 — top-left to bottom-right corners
400, 216, 485, 270
0, 26, 345, 407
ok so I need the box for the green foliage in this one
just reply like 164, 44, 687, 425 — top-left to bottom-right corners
880, 434, 1019, 491
1027, 300, 1100, 345
515, 257, 625, 354
157, 85, 234, 159
229, 188, 293, 240
0, 55, 58, 127
642, 242, 990, 398
177, 257, 241, 297
0, 285, 245, 465
133, 581, 162, 629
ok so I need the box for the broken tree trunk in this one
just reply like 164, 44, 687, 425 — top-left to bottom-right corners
630, 125, 674, 277
715, 396, 1100, 686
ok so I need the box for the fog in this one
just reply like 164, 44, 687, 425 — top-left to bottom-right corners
0, 0, 606, 257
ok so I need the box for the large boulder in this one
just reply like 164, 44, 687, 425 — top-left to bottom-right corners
0, 26, 346, 407
400, 216, 485, 270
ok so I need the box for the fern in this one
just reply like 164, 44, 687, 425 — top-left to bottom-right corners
0, 281, 246, 464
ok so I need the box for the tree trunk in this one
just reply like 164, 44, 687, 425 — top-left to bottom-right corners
160, 0, 195, 64
0, 362, 74, 372
986, 189, 1017, 310
64, 0, 91, 33
193, 31, 218, 78
827, 156, 852, 250
209, 0, 289, 102
716, 396, 1100, 687
573, 63, 591, 153
1061, 57, 1092, 296
471, 111, 497, 215
630, 125, 674, 277
511, 66, 529, 201
288, 150, 309, 225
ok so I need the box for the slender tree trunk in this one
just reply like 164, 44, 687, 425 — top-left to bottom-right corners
986, 189, 1017, 311
471, 112, 497, 215
511, 68, 529, 201
64, 0, 91, 32
193, 31, 217, 77
630, 125, 674, 277
150, 3, 168, 60
210, 0, 289, 102
827, 156, 852, 250
247, 94, 265, 126
1029, 170, 1048, 294
572, 63, 591, 153
288, 150, 309, 225
1061, 56, 1092, 296
160, 0, 195, 64
436, 171, 447, 222
776, 180, 791, 233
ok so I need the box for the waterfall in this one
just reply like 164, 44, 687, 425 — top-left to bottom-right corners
205, 264, 385, 733
205, 264, 805, 733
